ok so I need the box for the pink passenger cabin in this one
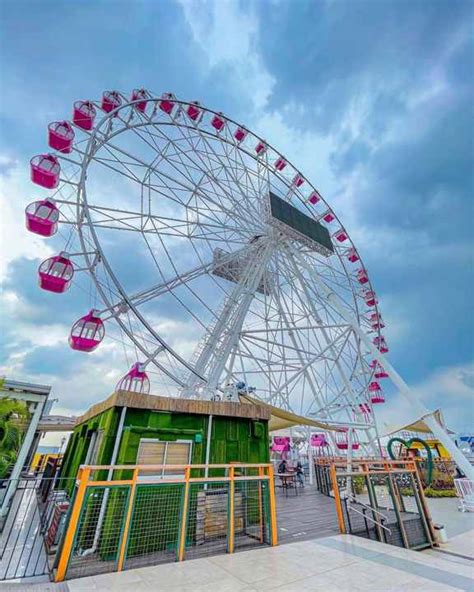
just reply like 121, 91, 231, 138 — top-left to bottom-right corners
25, 198, 59, 237
48, 122, 75, 153
38, 253, 74, 293
323, 211, 335, 223
357, 268, 369, 284
308, 191, 321, 205
335, 429, 360, 451
30, 154, 60, 189
69, 311, 105, 352
131, 89, 148, 113
334, 229, 348, 242
73, 101, 96, 130
187, 101, 201, 121
101, 91, 122, 114
116, 362, 150, 394
159, 93, 175, 115
347, 248, 359, 263
255, 141, 267, 155
293, 174, 304, 188
234, 127, 247, 143
369, 312, 385, 329
274, 157, 287, 171
310, 433, 329, 447
211, 113, 225, 132
373, 335, 389, 353
363, 289, 378, 307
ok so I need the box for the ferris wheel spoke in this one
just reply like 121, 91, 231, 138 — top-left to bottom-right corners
281, 244, 364, 420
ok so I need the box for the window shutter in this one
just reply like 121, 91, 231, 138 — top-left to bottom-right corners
166, 442, 191, 466
138, 441, 166, 465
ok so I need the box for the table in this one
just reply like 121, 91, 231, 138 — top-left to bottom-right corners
277, 472, 298, 497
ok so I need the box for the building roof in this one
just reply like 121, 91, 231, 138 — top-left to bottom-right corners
76, 390, 271, 425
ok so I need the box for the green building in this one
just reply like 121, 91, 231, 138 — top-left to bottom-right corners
58, 391, 272, 565
60, 390, 271, 487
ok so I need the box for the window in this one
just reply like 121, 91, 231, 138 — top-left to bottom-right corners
137, 439, 192, 479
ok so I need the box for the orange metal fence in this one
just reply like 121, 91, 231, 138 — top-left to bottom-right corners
55, 463, 277, 582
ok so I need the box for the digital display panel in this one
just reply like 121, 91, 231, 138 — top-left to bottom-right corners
269, 192, 334, 254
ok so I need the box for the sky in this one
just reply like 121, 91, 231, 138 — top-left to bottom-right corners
0, 0, 473, 443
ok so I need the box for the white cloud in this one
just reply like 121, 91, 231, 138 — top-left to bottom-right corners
376, 361, 474, 434
0, 156, 53, 281
178, 0, 275, 110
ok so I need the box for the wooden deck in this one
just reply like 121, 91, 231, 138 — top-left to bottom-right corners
275, 482, 340, 545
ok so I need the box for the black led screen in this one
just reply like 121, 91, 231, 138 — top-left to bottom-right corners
269, 192, 334, 253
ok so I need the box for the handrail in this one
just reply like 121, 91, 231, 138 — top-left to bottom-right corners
346, 502, 391, 534
345, 492, 388, 520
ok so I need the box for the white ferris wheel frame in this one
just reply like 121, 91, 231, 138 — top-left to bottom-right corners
40, 90, 472, 475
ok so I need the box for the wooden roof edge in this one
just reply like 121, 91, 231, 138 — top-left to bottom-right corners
75, 390, 271, 426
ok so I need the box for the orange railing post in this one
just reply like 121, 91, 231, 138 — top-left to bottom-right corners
267, 464, 278, 546
55, 467, 91, 582
258, 466, 264, 543
329, 463, 346, 534
228, 465, 235, 553
178, 466, 191, 561
117, 467, 138, 571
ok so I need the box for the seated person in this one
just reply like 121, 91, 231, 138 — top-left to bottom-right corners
278, 459, 288, 474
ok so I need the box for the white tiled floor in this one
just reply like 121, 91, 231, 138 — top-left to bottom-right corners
47, 534, 474, 592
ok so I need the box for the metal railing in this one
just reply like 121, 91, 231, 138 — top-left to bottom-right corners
54, 463, 278, 582
328, 459, 436, 550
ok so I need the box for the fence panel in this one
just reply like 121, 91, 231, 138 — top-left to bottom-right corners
55, 463, 277, 582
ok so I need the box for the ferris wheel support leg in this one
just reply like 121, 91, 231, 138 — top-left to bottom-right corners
284, 248, 368, 426
292, 247, 474, 481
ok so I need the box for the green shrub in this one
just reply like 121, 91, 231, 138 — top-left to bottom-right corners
399, 487, 457, 498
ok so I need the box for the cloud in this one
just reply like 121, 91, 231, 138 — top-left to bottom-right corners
377, 362, 474, 433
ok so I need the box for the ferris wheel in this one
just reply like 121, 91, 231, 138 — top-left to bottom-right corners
25, 88, 393, 450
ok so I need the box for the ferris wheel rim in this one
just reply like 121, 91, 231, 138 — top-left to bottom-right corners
41, 90, 384, 416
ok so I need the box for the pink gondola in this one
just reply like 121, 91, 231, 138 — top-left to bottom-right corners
375, 365, 389, 379
211, 113, 225, 131
101, 91, 122, 114
187, 101, 201, 121
30, 154, 60, 189
308, 191, 321, 205
347, 248, 359, 263
159, 93, 175, 115
274, 157, 287, 171
371, 393, 385, 404
234, 127, 247, 142
131, 89, 148, 113
73, 101, 96, 130
334, 229, 348, 242
255, 141, 267, 155
311, 433, 329, 447
363, 289, 378, 307
369, 312, 385, 330
323, 211, 335, 223
335, 429, 360, 451
38, 253, 74, 293
368, 381, 381, 393
271, 436, 290, 453
25, 198, 59, 237
358, 403, 371, 415
69, 310, 105, 352
357, 269, 369, 284
48, 121, 74, 153
116, 362, 150, 394
373, 335, 389, 353
293, 174, 304, 188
